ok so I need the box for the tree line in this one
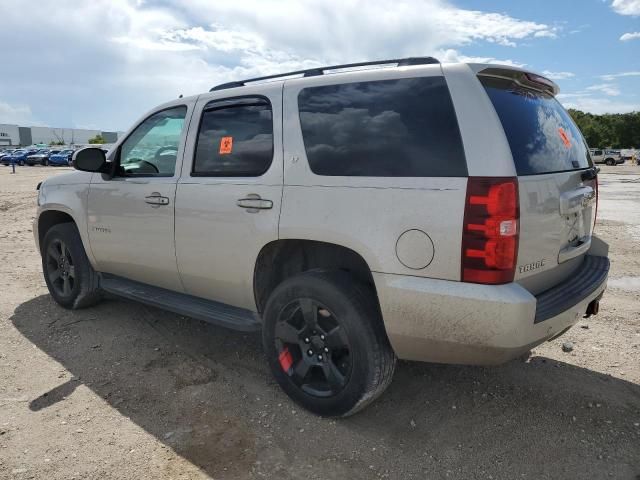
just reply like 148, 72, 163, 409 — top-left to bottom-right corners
569, 109, 640, 149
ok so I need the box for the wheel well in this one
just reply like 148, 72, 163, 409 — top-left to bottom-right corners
38, 211, 75, 252
254, 240, 378, 313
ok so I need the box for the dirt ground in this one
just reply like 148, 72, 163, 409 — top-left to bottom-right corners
0, 164, 638, 480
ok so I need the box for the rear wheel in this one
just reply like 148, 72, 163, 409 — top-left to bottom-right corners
42, 223, 101, 309
606, 159, 615, 166
18, 159, 25, 166
262, 270, 396, 417
43, 159, 49, 166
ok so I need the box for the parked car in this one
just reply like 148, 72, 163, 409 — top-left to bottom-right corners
589, 148, 623, 165
34, 58, 609, 417
620, 149, 637, 162
26, 149, 59, 166
0, 149, 16, 161
48, 149, 75, 166
1, 149, 38, 166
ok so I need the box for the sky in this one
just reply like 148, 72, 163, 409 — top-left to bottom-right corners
0, 0, 638, 131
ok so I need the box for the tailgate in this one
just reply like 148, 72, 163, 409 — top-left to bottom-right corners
517, 171, 596, 293
478, 70, 596, 294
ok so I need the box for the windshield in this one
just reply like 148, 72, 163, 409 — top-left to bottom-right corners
480, 75, 592, 175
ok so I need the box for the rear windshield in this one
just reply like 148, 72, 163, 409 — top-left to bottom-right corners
480, 76, 591, 175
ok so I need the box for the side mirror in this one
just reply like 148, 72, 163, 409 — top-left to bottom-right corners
73, 147, 108, 173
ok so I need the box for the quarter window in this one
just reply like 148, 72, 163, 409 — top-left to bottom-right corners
118, 106, 187, 177
297, 76, 467, 177
193, 98, 273, 177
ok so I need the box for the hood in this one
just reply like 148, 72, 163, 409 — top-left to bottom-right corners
42, 170, 93, 187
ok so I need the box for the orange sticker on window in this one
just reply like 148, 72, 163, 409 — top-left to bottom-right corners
558, 127, 571, 148
219, 136, 233, 154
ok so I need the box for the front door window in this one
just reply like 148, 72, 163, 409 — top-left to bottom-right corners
118, 106, 187, 176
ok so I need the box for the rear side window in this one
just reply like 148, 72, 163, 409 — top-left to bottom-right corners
480, 76, 591, 175
297, 76, 467, 177
193, 98, 273, 176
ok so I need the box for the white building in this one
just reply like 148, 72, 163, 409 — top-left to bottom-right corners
30, 126, 103, 145
0, 123, 121, 147
0, 124, 21, 147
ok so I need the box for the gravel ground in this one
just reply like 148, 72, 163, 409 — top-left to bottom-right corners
0, 165, 638, 480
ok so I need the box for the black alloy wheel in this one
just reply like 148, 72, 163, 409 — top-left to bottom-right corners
274, 298, 352, 397
45, 238, 76, 297
263, 270, 396, 417
41, 223, 102, 309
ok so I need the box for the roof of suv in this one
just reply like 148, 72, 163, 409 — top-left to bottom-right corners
210, 56, 441, 91
150, 58, 559, 116
206, 57, 559, 97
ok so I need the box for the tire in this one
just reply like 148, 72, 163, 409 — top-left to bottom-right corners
262, 270, 396, 417
43, 159, 49, 166
606, 159, 615, 166
42, 223, 102, 309
18, 160, 24, 166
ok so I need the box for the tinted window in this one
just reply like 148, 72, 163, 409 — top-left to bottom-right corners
480, 76, 591, 175
297, 76, 466, 177
119, 106, 187, 176
193, 99, 273, 176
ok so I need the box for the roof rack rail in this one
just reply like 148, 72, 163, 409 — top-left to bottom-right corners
210, 56, 440, 92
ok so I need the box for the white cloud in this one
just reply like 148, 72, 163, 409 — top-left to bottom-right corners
533, 30, 557, 38
439, 49, 526, 67
0, 101, 44, 125
611, 0, 640, 15
620, 31, 640, 41
556, 93, 591, 100
600, 71, 640, 81
585, 84, 621, 96
542, 70, 575, 80
559, 95, 640, 114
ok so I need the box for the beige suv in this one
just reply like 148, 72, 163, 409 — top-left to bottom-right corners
34, 57, 610, 416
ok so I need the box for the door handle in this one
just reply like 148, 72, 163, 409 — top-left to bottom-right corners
145, 192, 170, 207
237, 194, 273, 211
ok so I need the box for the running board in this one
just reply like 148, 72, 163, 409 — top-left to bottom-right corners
99, 274, 261, 332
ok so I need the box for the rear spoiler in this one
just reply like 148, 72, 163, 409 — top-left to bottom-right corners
476, 66, 559, 96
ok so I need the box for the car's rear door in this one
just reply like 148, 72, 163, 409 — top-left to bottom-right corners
478, 71, 597, 294
174, 82, 283, 310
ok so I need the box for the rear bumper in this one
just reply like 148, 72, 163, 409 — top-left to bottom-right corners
375, 254, 609, 365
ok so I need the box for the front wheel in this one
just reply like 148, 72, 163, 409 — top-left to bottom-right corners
262, 270, 396, 417
42, 223, 102, 309
18, 160, 25, 166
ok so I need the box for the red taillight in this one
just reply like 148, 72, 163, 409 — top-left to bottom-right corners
462, 177, 519, 284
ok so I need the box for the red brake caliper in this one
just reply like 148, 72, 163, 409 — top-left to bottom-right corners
278, 347, 294, 375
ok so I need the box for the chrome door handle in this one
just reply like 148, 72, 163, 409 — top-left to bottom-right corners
237, 194, 273, 211
145, 192, 170, 207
